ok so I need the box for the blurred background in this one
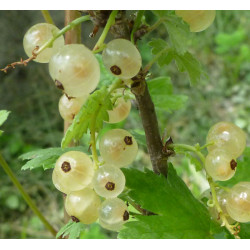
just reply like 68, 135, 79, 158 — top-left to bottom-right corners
0, 10, 249, 238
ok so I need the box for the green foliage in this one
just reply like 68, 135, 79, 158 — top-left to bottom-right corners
0, 110, 10, 136
61, 86, 112, 148
130, 130, 147, 147
56, 221, 85, 239
152, 11, 190, 54
149, 39, 205, 85
147, 76, 188, 112
239, 223, 250, 239
219, 147, 250, 187
119, 165, 219, 239
19, 146, 85, 170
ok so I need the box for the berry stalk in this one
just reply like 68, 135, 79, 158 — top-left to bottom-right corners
0, 153, 57, 237
41, 10, 55, 25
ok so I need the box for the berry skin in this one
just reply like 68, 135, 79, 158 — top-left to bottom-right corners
52, 151, 94, 194
65, 188, 101, 224
107, 89, 131, 124
206, 121, 246, 158
92, 165, 126, 198
23, 23, 64, 63
99, 198, 129, 231
205, 149, 236, 181
226, 182, 250, 223
99, 129, 138, 168
175, 10, 216, 32
58, 94, 88, 122
49, 44, 100, 97
102, 39, 142, 79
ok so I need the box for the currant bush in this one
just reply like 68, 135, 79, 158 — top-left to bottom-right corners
23, 23, 64, 63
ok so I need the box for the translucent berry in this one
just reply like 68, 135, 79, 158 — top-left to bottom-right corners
23, 23, 64, 63
99, 129, 138, 168
52, 151, 94, 194
93, 165, 126, 198
226, 182, 250, 223
49, 44, 100, 97
206, 121, 246, 158
99, 198, 129, 231
205, 149, 236, 181
102, 39, 142, 79
175, 10, 216, 32
58, 94, 88, 122
107, 89, 131, 123
65, 188, 101, 224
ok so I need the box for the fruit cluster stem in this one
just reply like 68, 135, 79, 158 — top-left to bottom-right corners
41, 10, 55, 25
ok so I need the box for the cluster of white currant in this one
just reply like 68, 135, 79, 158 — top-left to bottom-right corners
203, 122, 250, 223
51, 128, 138, 231
23, 22, 142, 231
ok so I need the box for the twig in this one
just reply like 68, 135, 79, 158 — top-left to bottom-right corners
0, 47, 38, 73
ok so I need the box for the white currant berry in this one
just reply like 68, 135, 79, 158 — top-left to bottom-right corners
49, 44, 100, 97
99, 129, 138, 168
102, 39, 142, 79
23, 23, 64, 63
226, 182, 250, 223
93, 165, 125, 198
99, 198, 129, 231
58, 94, 88, 122
107, 89, 131, 123
52, 151, 94, 194
206, 121, 246, 158
65, 188, 101, 224
175, 10, 216, 32
205, 149, 237, 181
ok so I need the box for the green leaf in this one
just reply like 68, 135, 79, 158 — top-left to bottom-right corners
148, 40, 205, 86
147, 77, 188, 112
56, 221, 86, 239
151, 10, 172, 18
19, 146, 85, 170
119, 165, 214, 239
173, 50, 206, 86
164, 14, 190, 55
185, 153, 203, 172
0, 110, 10, 135
239, 223, 250, 239
95, 54, 116, 87
219, 147, 250, 187
62, 86, 113, 148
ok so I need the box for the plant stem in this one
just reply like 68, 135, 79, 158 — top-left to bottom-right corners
36, 14, 90, 55
93, 10, 118, 51
0, 153, 57, 237
41, 10, 55, 25
131, 10, 145, 44
132, 78, 168, 177
147, 17, 166, 34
